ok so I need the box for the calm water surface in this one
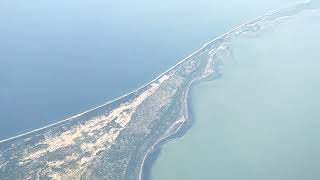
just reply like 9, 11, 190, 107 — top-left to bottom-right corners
151, 13, 320, 180
0, 0, 292, 139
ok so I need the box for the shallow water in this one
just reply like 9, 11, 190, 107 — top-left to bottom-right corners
151, 12, 320, 180
0, 0, 293, 140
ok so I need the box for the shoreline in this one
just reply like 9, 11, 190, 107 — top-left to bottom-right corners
136, 2, 310, 179
0, 1, 313, 179
0, 33, 207, 145
139, 76, 199, 180
0, 1, 279, 144
0, 0, 291, 144
138, 53, 220, 180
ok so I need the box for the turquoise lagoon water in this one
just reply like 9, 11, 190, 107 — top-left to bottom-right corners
0, 0, 292, 139
151, 13, 320, 180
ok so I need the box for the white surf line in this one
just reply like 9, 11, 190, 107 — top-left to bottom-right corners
0, 0, 309, 145
0, 15, 230, 145
138, 69, 200, 180
0, 41, 209, 145
137, 2, 313, 180
0, 38, 212, 145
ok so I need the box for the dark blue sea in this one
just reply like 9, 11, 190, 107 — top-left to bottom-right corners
0, 0, 291, 140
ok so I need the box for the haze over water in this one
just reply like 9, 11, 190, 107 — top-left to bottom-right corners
0, 0, 293, 140
151, 11, 320, 180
